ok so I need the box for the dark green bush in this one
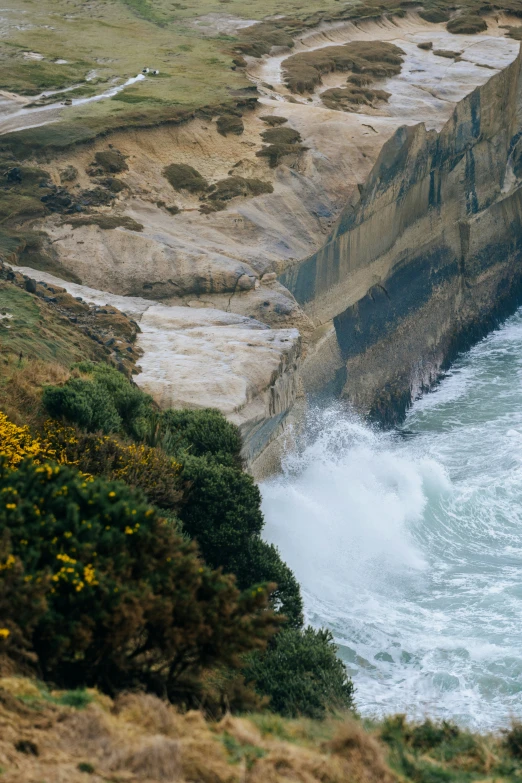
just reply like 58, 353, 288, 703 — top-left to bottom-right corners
42, 377, 121, 434
161, 407, 243, 467
216, 114, 244, 136
0, 458, 279, 697
235, 538, 303, 629
179, 455, 264, 565
410, 720, 460, 750
43, 362, 152, 437
243, 626, 354, 719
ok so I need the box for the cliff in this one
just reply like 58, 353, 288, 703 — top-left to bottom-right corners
281, 46, 522, 423
3, 13, 522, 472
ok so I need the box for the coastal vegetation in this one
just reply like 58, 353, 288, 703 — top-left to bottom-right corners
0, 277, 354, 719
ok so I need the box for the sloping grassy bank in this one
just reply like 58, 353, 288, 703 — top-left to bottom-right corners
1, 677, 522, 783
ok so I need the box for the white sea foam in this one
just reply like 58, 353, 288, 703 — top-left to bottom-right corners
261, 309, 522, 729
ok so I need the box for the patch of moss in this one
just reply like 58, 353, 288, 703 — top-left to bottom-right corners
163, 163, 208, 193
260, 115, 288, 126
216, 114, 244, 136
446, 14, 487, 33
64, 215, 144, 231
94, 150, 128, 173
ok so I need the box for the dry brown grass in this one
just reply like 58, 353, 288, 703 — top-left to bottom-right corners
0, 679, 397, 783
0, 360, 70, 427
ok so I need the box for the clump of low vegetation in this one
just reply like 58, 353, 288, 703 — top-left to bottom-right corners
506, 25, 522, 40
65, 215, 144, 231
417, 41, 433, 50
419, 7, 450, 22
216, 114, 244, 136
163, 163, 208, 193
282, 40, 404, 94
433, 49, 462, 59
93, 149, 128, 173
59, 165, 78, 183
205, 176, 273, 209
256, 126, 306, 168
260, 115, 288, 126
260, 126, 302, 145
321, 85, 390, 111
446, 14, 487, 34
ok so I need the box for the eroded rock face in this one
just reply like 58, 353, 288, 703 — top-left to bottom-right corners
281, 46, 522, 423
9, 12, 522, 472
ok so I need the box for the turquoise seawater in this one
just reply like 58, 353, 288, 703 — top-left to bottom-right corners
261, 308, 522, 729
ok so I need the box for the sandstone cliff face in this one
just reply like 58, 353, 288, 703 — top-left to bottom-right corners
6, 14, 522, 472
280, 48, 522, 424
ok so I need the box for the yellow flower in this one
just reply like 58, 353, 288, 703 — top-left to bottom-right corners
124, 526, 134, 535
108, 491, 116, 498
5, 503, 16, 510
0, 554, 15, 571
0, 628, 10, 639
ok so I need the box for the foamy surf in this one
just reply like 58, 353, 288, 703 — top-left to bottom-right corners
261, 308, 522, 730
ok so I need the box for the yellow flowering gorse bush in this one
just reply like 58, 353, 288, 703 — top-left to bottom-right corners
0, 412, 53, 467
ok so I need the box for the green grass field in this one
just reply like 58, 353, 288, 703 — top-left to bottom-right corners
0, 0, 519, 157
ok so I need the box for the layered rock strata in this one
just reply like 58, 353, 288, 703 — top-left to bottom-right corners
282, 47, 522, 424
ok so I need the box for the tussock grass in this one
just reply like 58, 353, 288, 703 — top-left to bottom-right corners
446, 14, 488, 33
2, 678, 522, 783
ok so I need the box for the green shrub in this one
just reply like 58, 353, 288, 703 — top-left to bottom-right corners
419, 8, 450, 22
161, 407, 243, 467
260, 116, 288, 126
43, 362, 152, 437
179, 455, 264, 566
260, 127, 301, 145
410, 720, 459, 750
235, 538, 303, 629
42, 377, 121, 434
243, 626, 354, 719
0, 458, 279, 698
